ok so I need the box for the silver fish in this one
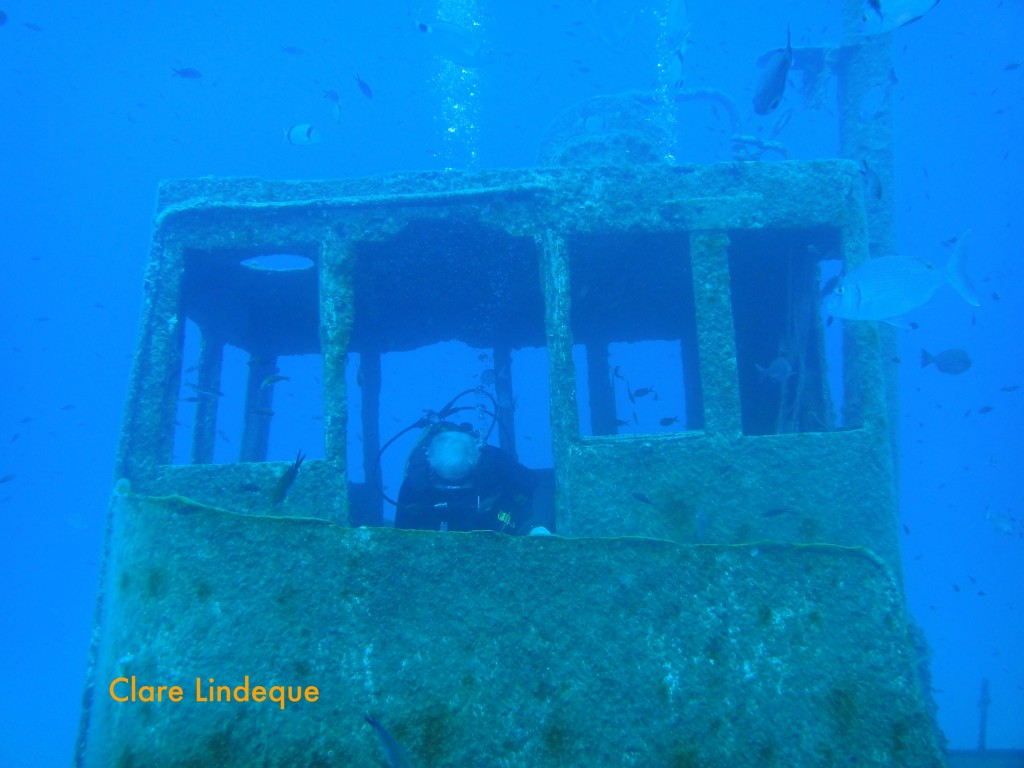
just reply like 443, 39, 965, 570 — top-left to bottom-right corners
365, 715, 413, 768
861, 0, 941, 34
756, 356, 794, 383
753, 26, 792, 115
285, 123, 321, 146
416, 20, 491, 67
826, 231, 979, 323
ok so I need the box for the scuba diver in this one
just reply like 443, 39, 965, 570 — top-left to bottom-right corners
394, 421, 551, 536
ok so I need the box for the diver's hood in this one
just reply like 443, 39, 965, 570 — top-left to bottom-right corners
427, 430, 481, 481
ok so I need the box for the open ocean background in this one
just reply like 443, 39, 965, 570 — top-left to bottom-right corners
1, 0, 1021, 764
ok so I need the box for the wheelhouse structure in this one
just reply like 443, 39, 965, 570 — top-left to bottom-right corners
77, 163, 944, 767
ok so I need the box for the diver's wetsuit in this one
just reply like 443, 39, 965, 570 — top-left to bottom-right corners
394, 444, 538, 535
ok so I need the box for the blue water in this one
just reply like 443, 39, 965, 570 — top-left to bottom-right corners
1, 1, 1021, 764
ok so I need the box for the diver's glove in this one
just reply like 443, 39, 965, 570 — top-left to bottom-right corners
528, 526, 552, 536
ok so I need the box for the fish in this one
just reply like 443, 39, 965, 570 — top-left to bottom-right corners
365, 715, 413, 768
354, 74, 373, 99
280, 45, 305, 55
416, 19, 492, 67
271, 451, 305, 506
659, 416, 679, 426
261, 374, 290, 389
0, 474, 14, 484
172, 67, 202, 79
826, 230, 979, 323
185, 382, 223, 398
860, 159, 883, 201
753, 26, 792, 115
859, 69, 899, 122
861, 0, 940, 34
479, 368, 496, 387
632, 492, 654, 506
755, 357, 794, 383
285, 123, 321, 146
0, 10, 7, 26
920, 348, 972, 375
633, 386, 657, 399
323, 89, 342, 122
241, 254, 314, 272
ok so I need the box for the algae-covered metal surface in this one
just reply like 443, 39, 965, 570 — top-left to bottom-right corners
79, 493, 941, 768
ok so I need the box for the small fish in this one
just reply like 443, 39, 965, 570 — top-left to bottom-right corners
261, 374, 290, 389
354, 73, 373, 99
753, 26, 792, 115
239, 482, 261, 493
999, 385, 1019, 392
272, 451, 305, 506
632, 492, 654, 506
0, 474, 14, 484
614, 418, 629, 426
0, 10, 7, 26
480, 368, 496, 387
365, 715, 413, 768
826, 230, 979, 323
285, 123, 321, 146
613, 365, 625, 380
755, 357, 794, 383
659, 416, 679, 426
761, 507, 791, 517
172, 67, 202, 79
323, 89, 342, 122
1004, 63, 1021, 72
977, 405, 994, 415
280, 45, 305, 55
633, 386, 656, 399
920, 348, 972, 375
